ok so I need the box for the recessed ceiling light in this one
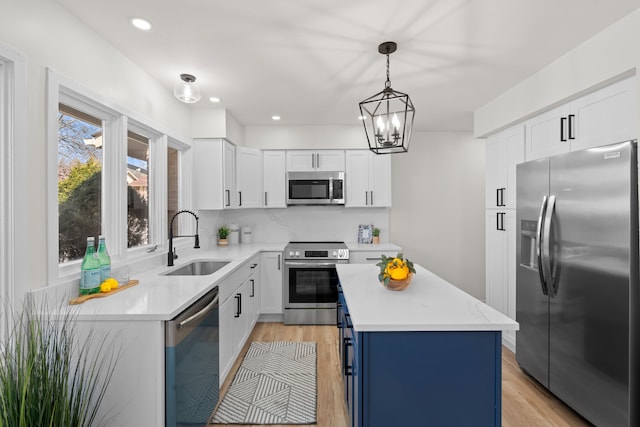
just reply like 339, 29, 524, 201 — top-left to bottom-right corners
131, 17, 152, 31
272, 115, 281, 121
209, 97, 221, 103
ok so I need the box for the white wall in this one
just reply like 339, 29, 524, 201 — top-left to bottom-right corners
390, 131, 486, 300
474, 9, 640, 137
0, 0, 191, 296
244, 125, 487, 299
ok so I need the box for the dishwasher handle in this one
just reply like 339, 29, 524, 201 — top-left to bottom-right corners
178, 293, 220, 329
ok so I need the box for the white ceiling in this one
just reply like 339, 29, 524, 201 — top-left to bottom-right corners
53, 0, 640, 131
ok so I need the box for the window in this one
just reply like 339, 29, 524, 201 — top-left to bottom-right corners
168, 145, 179, 236
57, 103, 103, 262
127, 130, 150, 248
47, 70, 191, 281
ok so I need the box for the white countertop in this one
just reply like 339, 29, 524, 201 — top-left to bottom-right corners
337, 263, 519, 333
70, 243, 285, 322
66, 241, 404, 323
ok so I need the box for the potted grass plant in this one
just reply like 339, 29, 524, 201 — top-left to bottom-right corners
218, 226, 230, 246
0, 298, 120, 427
372, 227, 381, 244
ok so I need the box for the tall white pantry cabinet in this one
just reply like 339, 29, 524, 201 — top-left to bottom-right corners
485, 126, 524, 352
484, 76, 637, 352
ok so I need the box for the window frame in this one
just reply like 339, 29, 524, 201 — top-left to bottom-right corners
0, 42, 27, 339
46, 69, 191, 283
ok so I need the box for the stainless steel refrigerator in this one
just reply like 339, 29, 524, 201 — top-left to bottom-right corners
516, 140, 639, 426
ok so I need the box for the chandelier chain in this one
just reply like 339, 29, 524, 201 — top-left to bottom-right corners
385, 53, 391, 88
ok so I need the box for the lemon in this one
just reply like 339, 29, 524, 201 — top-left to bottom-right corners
105, 277, 119, 289
100, 281, 112, 293
385, 258, 410, 280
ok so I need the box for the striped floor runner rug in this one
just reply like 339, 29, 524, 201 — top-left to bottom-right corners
211, 341, 317, 424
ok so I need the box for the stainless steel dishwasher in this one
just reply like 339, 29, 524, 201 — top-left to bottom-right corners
165, 287, 219, 427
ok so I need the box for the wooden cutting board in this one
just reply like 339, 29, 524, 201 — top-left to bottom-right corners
69, 279, 139, 305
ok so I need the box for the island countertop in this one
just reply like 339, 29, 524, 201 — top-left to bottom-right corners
336, 263, 519, 332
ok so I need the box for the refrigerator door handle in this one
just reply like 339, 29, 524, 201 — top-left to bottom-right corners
536, 195, 549, 296
542, 195, 556, 297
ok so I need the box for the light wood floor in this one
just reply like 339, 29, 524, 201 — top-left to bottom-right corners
212, 322, 590, 427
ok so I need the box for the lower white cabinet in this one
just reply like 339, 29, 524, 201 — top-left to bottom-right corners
219, 255, 261, 382
349, 251, 384, 264
260, 251, 283, 315
485, 209, 516, 350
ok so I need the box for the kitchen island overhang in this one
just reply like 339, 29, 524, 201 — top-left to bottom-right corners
336, 263, 518, 427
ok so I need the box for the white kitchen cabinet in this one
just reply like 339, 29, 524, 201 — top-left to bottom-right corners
219, 256, 261, 382
260, 251, 283, 315
349, 251, 385, 264
263, 150, 286, 208
526, 77, 637, 161
345, 150, 391, 207
286, 150, 345, 172
485, 209, 516, 351
247, 258, 261, 326
485, 125, 525, 210
236, 146, 263, 208
193, 138, 237, 209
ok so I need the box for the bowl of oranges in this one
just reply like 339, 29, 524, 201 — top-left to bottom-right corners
377, 253, 416, 291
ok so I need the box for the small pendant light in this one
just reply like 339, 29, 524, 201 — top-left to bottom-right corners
174, 74, 201, 104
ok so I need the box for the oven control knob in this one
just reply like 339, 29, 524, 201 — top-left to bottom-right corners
295, 251, 300, 257
288, 251, 294, 257
332, 251, 337, 258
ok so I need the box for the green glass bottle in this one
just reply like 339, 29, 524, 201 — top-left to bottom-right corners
97, 235, 111, 282
80, 237, 101, 295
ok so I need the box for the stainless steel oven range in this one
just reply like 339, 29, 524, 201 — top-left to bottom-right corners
283, 241, 349, 325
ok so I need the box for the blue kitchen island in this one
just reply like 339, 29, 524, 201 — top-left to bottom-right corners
336, 264, 518, 427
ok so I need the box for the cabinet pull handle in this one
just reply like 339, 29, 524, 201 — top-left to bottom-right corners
496, 212, 506, 231
264, 191, 268, 206
370, 191, 374, 205
498, 188, 506, 207
239, 191, 242, 207
250, 279, 255, 297
251, 263, 258, 269
343, 337, 353, 376
277, 254, 281, 270
316, 153, 319, 169
568, 114, 575, 140
560, 117, 567, 142
336, 301, 342, 328
365, 191, 369, 205
225, 189, 230, 207
234, 294, 241, 317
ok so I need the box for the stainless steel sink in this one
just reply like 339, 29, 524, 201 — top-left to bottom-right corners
163, 260, 230, 276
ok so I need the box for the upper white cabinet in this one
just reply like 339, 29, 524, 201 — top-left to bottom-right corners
526, 77, 637, 161
345, 150, 391, 207
485, 126, 525, 210
263, 150, 287, 208
286, 150, 345, 171
236, 147, 263, 208
193, 139, 237, 210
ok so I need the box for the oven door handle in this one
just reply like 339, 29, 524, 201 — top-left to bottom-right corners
177, 293, 220, 329
285, 261, 339, 267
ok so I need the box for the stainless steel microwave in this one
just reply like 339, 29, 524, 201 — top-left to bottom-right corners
286, 171, 345, 205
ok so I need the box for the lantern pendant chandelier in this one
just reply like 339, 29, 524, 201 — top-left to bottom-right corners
359, 41, 415, 154
174, 73, 201, 104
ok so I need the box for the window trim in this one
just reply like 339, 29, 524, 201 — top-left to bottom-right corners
46, 69, 191, 283
0, 42, 27, 339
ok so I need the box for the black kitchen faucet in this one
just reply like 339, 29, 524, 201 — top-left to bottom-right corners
168, 210, 200, 266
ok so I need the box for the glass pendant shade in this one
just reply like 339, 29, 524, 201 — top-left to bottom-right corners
359, 42, 415, 154
174, 74, 201, 103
